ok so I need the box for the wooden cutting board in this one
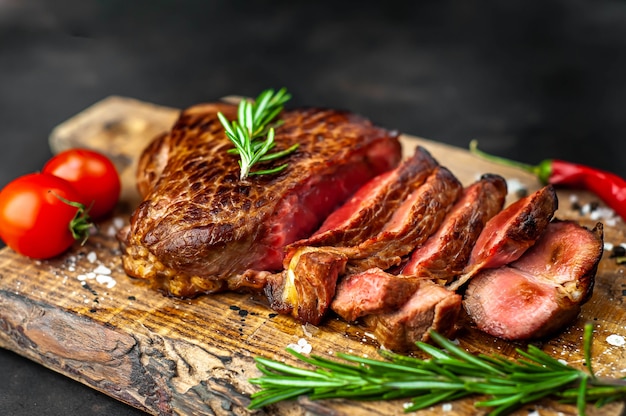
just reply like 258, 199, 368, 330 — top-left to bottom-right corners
1, 96, 625, 416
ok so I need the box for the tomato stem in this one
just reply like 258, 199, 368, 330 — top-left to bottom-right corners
52, 192, 94, 245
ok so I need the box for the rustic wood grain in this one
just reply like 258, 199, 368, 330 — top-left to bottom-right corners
0, 96, 625, 415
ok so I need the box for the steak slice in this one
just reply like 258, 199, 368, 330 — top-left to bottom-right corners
448, 185, 558, 291
365, 280, 462, 351
119, 103, 401, 297
402, 174, 507, 283
284, 145, 438, 261
265, 246, 348, 325
463, 221, 603, 340
343, 166, 463, 274
330, 268, 422, 322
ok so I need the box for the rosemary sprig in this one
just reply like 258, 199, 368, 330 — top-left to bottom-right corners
217, 88, 299, 180
248, 323, 626, 415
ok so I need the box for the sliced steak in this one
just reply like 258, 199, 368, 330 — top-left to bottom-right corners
463, 221, 603, 340
285, 146, 439, 260
365, 280, 462, 351
119, 103, 401, 297
402, 174, 507, 283
331, 268, 422, 322
343, 166, 463, 274
448, 185, 558, 291
264, 246, 348, 325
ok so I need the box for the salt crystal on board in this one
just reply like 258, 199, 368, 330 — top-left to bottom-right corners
95, 274, 116, 289
286, 338, 312, 354
87, 251, 97, 263
93, 265, 112, 275
606, 334, 626, 347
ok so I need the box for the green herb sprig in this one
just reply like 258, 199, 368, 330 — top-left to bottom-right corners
217, 88, 299, 180
249, 324, 626, 415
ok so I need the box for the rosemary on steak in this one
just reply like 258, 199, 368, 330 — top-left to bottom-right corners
217, 88, 299, 180
249, 324, 626, 415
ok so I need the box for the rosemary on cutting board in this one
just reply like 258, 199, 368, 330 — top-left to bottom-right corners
217, 87, 299, 180
248, 324, 626, 415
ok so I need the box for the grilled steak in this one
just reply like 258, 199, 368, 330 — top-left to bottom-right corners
365, 280, 461, 351
285, 146, 438, 257
343, 166, 463, 274
463, 221, 603, 340
402, 174, 507, 282
265, 163, 460, 325
119, 103, 401, 297
448, 185, 558, 291
331, 268, 422, 322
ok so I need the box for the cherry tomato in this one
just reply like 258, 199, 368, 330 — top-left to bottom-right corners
0, 173, 92, 259
42, 148, 121, 219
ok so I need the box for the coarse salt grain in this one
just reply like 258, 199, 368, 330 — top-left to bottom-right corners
286, 338, 312, 354
581, 204, 591, 215
113, 217, 125, 229
442, 403, 452, 412
95, 274, 116, 289
106, 225, 118, 237
76, 272, 96, 281
590, 207, 615, 221
606, 334, 626, 347
93, 265, 112, 275
87, 251, 97, 263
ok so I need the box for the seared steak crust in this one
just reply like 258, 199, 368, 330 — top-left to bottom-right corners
120, 103, 401, 297
402, 173, 507, 282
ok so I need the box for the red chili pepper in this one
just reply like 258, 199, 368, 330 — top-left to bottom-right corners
469, 140, 626, 222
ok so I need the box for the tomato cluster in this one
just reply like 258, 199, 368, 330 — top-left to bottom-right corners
0, 149, 121, 259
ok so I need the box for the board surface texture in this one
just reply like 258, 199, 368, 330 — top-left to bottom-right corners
1, 96, 625, 416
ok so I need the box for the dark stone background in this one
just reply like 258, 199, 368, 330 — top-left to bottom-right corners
1, 0, 625, 415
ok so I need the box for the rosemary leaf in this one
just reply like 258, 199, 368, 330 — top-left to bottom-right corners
218, 88, 298, 180
249, 387, 311, 409
578, 375, 589, 416
405, 390, 472, 412
247, 324, 626, 414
